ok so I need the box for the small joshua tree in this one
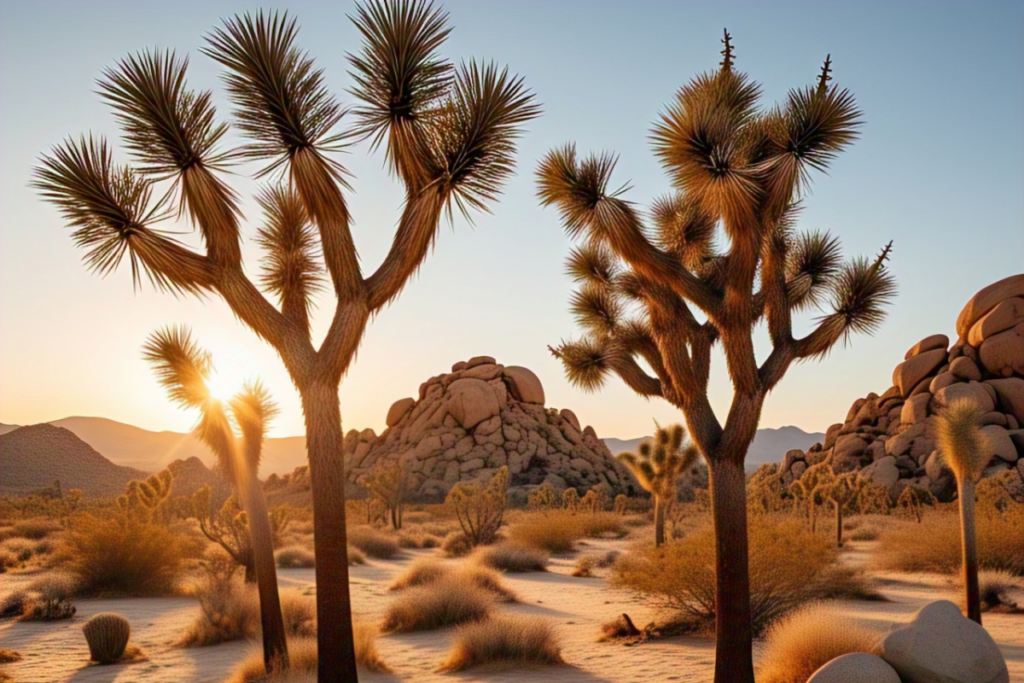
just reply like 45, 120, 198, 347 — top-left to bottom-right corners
539, 32, 895, 681
618, 424, 698, 547
896, 485, 934, 523
446, 467, 509, 546
746, 464, 786, 515
528, 482, 557, 511
360, 460, 409, 530
117, 470, 174, 524
562, 487, 581, 513
145, 327, 289, 673
936, 399, 988, 624
821, 472, 863, 547
789, 459, 833, 533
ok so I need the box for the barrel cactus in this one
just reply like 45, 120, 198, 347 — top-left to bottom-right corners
82, 612, 130, 663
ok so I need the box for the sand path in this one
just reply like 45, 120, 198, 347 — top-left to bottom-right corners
1, 538, 1021, 682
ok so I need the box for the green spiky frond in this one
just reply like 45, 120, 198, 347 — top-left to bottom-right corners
97, 49, 231, 180
937, 399, 988, 484
348, 0, 452, 184
203, 10, 346, 176
254, 184, 324, 317
142, 325, 213, 409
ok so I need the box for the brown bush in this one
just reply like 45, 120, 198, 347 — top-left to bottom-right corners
875, 509, 1024, 575
225, 625, 387, 682
346, 526, 401, 560
756, 603, 879, 683
381, 578, 492, 633
474, 543, 548, 573
389, 558, 450, 591
13, 520, 60, 540
275, 546, 315, 569
63, 516, 182, 596
438, 615, 564, 672
389, 558, 516, 602
441, 531, 473, 557
347, 545, 367, 566
612, 515, 846, 634
956, 569, 1023, 613
572, 554, 595, 577
507, 512, 582, 553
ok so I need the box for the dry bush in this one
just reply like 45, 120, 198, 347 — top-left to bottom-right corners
573, 555, 596, 577
226, 625, 387, 682
596, 550, 620, 568
403, 510, 432, 525
397, 530, 443, 549
279, 589, 317, 638
474, 543, 548, 573
756, 603, 879, 683
389, 558, 450, 591
580, 512, 627, 538
846, 518, 882, 541
612, 516, 844, 634
1, 574, 80, 621
438, 615, 564, 672
275, 546, 315, 569
13, 520, 60, 540
381, 578, 492, 633
956, 569, 1023, 613
347, 545, 367, 566
0, 550, 18, 573
63, 516, 182, 596
875, 510, 1024, 575
346, 526, 401, 560
507, 512, 582, 553
441, 531, 473, 557
455, 565, 518, 603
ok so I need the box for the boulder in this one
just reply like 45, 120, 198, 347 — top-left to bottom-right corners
980, 411, 1008, 427
893, 348, 947, 397
465, 355, 496, 369
834, 435, 870, 469
446, 378, 501, 430
791, 461, 807, 478
929, 372, 958, 394
986, 378, 1024, 423
931, 381, 996, 414
956, 273, 1024, 339
782, 449, 805, 474
824, 423, 843, 450
968, 296, 1024, 346
904, 333, 949, 360
979, 321, 1024, 378
807, 653, 900, 683
879, 600, 1009, 683
861, 456, 899, 489
386, 398, 416, 428
949, 356, 982, 382
981, 425, 1018, 463
1011, 430, 1024, 459
925, 451, 949, 481
559, 408, 581, 431
503, 366, 545, 404
901, 392, 931, 426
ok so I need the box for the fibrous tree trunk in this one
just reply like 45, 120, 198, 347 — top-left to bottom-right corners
959, 479, 981, 624
654, 496, 666, 548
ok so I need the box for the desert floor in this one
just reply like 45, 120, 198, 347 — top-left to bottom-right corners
1, 537, 1021, 683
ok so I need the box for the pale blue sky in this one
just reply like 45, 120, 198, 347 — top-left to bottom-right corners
1, 1, 1022, 439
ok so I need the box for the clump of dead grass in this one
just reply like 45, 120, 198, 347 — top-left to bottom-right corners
389, 558, 451, 591
474, 543, 548, 573
573, 554, 596, 577
756, 603, 879, 683
954, 569, 1023, 613
381, 578, 492, 633
389, 559, 517, 602
441, 531, 473, 557
275, 546, 315, 569
63, 516, 182, 596
226, 625, 387, 682
506, 511, 626, 555
438, 615, 564, 672
347, 526, 401, 560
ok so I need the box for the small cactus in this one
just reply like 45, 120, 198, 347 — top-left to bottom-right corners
82, 612, 130, 664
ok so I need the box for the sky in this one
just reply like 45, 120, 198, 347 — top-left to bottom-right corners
1, 1, 1022, 441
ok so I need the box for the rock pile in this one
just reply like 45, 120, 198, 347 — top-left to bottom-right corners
779, 275, 1024, 501
341, 356, 640, 502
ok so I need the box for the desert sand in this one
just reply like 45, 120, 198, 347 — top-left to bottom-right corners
1, 537, 1021, 683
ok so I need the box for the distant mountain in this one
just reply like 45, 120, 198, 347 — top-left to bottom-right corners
42, 416, 307, 476
602, 425, 825, 469
0, 424, 148, 497
0, 424, 20, 436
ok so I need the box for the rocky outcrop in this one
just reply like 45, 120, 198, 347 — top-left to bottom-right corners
342, 358, 639, 501
778, 275, 1024, 501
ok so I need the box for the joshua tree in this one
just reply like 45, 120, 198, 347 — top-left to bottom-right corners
359, 460, 409, 530
32, 3, 537, 679
144, 327, 289, 673
821, 472, 863, 547
446, 466, 509, 546
618, 424, 699, 547
118, 470, 173, 524
936, 399, 988, 624
896, 485, 934, 523
538, 33, 895, 681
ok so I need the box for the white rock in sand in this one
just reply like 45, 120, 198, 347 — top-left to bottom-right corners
807, 652, 900, 683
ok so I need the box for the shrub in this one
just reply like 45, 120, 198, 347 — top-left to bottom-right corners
573, 554, 595, 577
225, 624, 388, 681
875, 510, 1024, 575
64, 516, 182, 596
445, 467, 509, 546
347, 526, 401, 560
579, 512, 627, 538
13, 520, 59, 540
455, 565, 518, 603
475, 543, 548, 573
507, 512, 582, 553
438, 615, 564, 672
347, 545, 367, 566
389, 558, 517, 602
403, 510, 431, 525
82, 612, 131, 664
958, 569, 1022, 613
275, 546, 315, 569
441, 531, 473, 557
612, 516, 842, 634
389, 558, 450, 591
381, 578, 492, 633
756, 603, 879, 683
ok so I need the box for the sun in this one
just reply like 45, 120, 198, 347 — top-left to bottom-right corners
206, 367, 243, 403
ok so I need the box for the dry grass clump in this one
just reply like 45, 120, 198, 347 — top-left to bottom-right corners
456, 565, 518, 603
347, 545, 366, 566
389, 559, 517, 602
63, 516, 182, 596
403, 510, 432, 525
13, 520, 60, 540
7, 571, 80, 621
275, 546, 315, 569
279, 589, 317, 638
844, 515, 883, 541
397, 530, 442, 549
226, 625, 387, 682
579, 513, 627, 538
438, 615, 564, 672
612, 516, 846, 635
474, 543, 548, 573
956, 569, 1023, 613
875, 511, 1024, 575
507, 513, 581, 553
381, 578, 492, 633
389, 558, 451, 591
441, 531, 473, 557
573, 554, 596, 577
347, 526, 401, 560
756, 603, 879, 683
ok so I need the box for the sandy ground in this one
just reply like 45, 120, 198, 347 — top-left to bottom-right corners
1, 538, 1021, 683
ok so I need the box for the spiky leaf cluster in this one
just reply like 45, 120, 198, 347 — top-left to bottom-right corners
937, 399, 988, 484
542, 35, 896, 451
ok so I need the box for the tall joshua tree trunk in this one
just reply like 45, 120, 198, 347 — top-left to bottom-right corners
958, 478, 981, 624
541, 32, 895, 683
35, 5, 537, 682
653, 497, 666, 548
